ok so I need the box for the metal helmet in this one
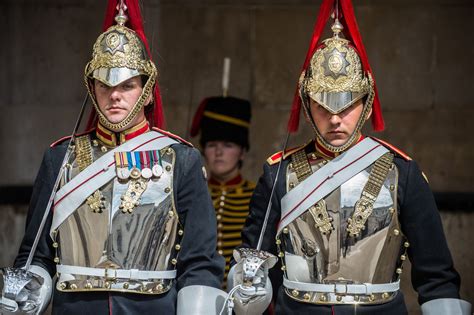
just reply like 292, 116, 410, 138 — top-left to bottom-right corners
299, 20, 375, 153
84, 10, 157, 131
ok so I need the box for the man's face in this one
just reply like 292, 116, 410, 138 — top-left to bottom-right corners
94, 76, 149, 130
204, 141, 245, 180
309, 98, 366, 147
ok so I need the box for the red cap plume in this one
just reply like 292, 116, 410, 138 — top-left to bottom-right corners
86, 0, 165, 130
190, 98, 209, 137
287, 0, 384, 133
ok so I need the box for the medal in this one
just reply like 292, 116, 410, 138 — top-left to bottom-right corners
151, 150, 163, 178
141, 168, 152, 179
130, 167, 141, 179
117, 168, 131, 180
115, 152, 131, 180
140, 151, 152, 179
152, 164, 163, 177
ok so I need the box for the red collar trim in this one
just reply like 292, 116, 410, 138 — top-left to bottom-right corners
209, 174, 243, 187
315, 134, 365, 159
96, 120, 149, 146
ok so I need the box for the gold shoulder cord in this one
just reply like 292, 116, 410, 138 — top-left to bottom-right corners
75, 135, 106, 213
291, 150, 333, 235
347, 153, 394, 237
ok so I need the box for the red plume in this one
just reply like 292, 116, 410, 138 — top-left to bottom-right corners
287, 0, 384, 133
190, 98, 209, 137
86, 0, 165, 130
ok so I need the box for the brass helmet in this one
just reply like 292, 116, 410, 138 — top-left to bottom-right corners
84, 10, 157, 131
299, 20, 375, 153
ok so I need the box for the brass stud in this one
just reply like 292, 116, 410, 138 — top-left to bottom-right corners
216, 215, 222, 220
52, 230, 58, 235
369, 294, 375, 302
303, 293, 311, 301
354, 295, 360, 302
275, 239, 281, 245
336, 295, 342, 302
281, 265, 286, 271
178, 229, 184, 236
54, 257, 60, 263
171, 258, 178, 265
396, 268, 403, 274
59, 282, 67, 290
92, 140, 99, 146
155, 284, 163, 292
175, 244, 181, 251
389, 207, 395, 214
400, 255, 407, 261
319, 295, 327, 302
393, 229, 400, 236
101, 146, 108, 153
289, 182, 295, 189
218, 250, 223, 255
382, 292, 389, 299
310, 153, 317, 160
390, 163, 395, 170
52, 242, 59, 248
104, 281, 111, 289
291, 289, 299, 297
283, 227, 289, 234
70, 283, 78, 290
166, 148, 173, 155
165, 165, 172, 172
123, 282, 129, 289
389, 185, 395, 191
404, 241, 410, 248
164, 187, 171, 194
85, 282, 93, 289
322, 160, 328, 165
220, 195, 225, 201
219, 201, 225, 207
278, 252, 284, 258
168, 210, 174, 217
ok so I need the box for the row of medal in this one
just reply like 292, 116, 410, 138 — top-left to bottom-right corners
114, 150, 163, 180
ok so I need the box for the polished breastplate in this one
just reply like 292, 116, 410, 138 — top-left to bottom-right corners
53, 136, 181, 294
278, 152, 407, 305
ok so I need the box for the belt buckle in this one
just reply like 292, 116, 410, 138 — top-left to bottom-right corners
104, 268, 117, 281
334, 283, 348, 295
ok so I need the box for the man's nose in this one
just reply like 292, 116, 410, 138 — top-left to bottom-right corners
110, 88, 121, 100
329, 113, 341, 124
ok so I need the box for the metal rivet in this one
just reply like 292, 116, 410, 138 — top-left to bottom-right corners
319, 295, 327, 302
289, 182, 295, 189
291, 289, 299, 297
400, 255, 406, 261
389, 207, 395, 214
216, 215, 222, 220
390, 185, 395, 191
59, 282, 67, 290
382, 292, 389, 299
70, 283, 78, 290
166, 148, 172, 155
104, 281, 111, 289
92, 140, 99, 146
155, 284, 163, 291
52, 242, 59, 248
303, 293, 311, 301
281, 265, 286, 271
171, 258, 178, 265
165, 165, 172, 172
283, 227, 289, 234
354, 295, 360, 302
275, 239, 281, 245
218, 250, 223, 255
123, 282, 129, 289
178, 229, 184, 236
54, 257, 60, 263
175, 244, 181, 251
404, 242, 410, 248
278, 252, 284, 258
168, 210, 174, 217
393, 229, 400, 236
85, 282, 93, 289
164, 187, 171, 193
396, 268, 403, 274
101, 146, 107, 152
369, 294, 375, 301
336, 295, 342, 302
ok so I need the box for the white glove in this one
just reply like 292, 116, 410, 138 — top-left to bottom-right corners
1, 266, 52, 315
227, 248, 277, 315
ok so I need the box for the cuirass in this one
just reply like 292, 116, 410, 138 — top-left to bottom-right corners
53, 137, 181, 294
279, 154, 406, 304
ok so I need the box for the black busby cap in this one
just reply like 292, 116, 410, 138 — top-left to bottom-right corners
190, 96, 251, 149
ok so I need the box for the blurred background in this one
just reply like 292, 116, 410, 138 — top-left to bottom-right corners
0, 0, 472, 313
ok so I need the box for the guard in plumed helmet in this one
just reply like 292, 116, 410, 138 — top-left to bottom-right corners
4, 1, 224, 314
190, 96, 255, 289
227, 0, 471, 314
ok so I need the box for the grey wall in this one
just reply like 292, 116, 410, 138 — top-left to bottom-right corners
1, 0, 473, 313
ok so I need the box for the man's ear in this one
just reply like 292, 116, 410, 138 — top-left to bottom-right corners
365, 106, 373, 121
144, 92, 153, 107
240, 147, 247, 161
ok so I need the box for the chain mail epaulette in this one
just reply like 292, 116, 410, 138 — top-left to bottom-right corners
266, 142, 311, 166
370, 137, 411, 161
152, 127, 194, 147
49, 128, 95, 148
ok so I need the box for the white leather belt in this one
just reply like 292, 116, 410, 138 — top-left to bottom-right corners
283, 278, 400, 295
57, 265, 177, 280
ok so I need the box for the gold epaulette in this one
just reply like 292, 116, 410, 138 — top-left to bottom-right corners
371, 137, 412, 161
266, 143, 309, 166
152, 127, 194, 147
50, 128, 95, 148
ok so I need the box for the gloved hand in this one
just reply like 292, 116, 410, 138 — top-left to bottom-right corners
1, 266, 52, 315
228, 248, 277, 315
